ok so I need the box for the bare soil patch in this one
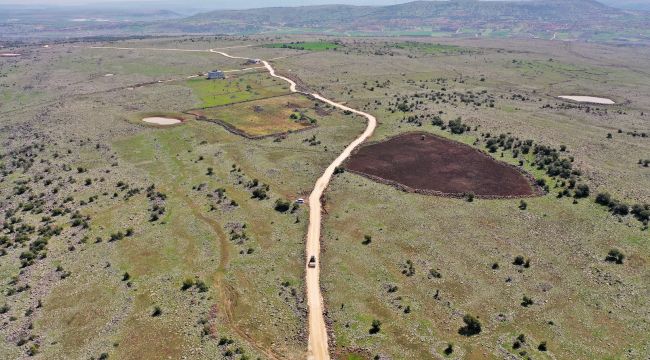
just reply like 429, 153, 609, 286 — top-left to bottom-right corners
345, 132, 538, 198
142, 117, 182, 125
558, 95, 615, 105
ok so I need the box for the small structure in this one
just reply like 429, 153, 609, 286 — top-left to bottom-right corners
207, 70, 225, 80
296, 198, 305, 204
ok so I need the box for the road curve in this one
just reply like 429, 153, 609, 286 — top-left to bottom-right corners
210, 48, 377, 360
90, 45, 377, 360
93, 45, 376, 359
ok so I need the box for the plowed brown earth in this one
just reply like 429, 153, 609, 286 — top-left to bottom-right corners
345, 132, 536, 197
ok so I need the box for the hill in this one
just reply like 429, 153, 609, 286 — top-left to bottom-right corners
163, 0, 649, 40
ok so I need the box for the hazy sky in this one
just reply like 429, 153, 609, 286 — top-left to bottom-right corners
0, 0, 405, 4
0, 0, 647, 9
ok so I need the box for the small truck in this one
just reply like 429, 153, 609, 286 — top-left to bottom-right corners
308, 256, 317, 268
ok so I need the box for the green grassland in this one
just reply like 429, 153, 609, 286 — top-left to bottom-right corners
184, 72, 291, 108
190, 93, 321, 137
0, 35, 648, 360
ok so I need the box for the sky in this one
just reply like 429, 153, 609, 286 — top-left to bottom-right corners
0, 0, 405, 5
0, 0, 648, 10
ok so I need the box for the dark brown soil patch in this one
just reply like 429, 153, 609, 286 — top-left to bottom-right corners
345, 132, 539, 198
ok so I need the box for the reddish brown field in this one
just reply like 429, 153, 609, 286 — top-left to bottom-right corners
345, 132, 536, 197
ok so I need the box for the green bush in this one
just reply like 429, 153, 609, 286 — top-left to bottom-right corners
459, 314, 482, 336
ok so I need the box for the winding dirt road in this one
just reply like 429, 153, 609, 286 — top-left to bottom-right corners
210, 48, 378, 360
90, 45, 377, 359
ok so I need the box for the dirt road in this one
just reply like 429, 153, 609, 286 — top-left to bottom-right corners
211, 48, 377, 360
210, 49, 377, 360
90, 45, 377, 359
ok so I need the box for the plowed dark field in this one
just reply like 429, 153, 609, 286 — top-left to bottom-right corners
345, 132, 536, 197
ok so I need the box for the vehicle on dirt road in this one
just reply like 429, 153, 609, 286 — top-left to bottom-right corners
308, 255, 316, 268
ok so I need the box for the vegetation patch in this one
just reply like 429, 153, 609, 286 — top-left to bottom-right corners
391, 42, 475, 55
345, 132, 539, 198
184, 72, 290, 108
188, 93, 320, 138
264, 41, 342, 51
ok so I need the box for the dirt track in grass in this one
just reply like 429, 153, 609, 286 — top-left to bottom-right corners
345, 132, 537, 198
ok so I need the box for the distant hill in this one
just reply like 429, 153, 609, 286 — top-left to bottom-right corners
153, 0, 648, 41
1, 0, 648, 42
600, 0, 650, 11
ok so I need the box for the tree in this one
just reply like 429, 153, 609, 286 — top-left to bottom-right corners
518, 200, 527, 210
513, 255, 525, 266
274, 199, 291, 213
369, 319, 382, 334
595, 192, 612, 206
605, 249, 625, 264
573, 183, 590, 198
443, 343, 453, 356
459, 314, 481, 336
181, 278, 194, 291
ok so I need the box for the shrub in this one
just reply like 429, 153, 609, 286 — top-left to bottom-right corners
196, 280, 209, 293
151, 306, 162, 317
443, 343, 453, 355
181, 278, 195, 291
513, 255, 525, 266
362, 235, 372, 245
369, 319, 382, 334
521, 296, 534, 307
459, 314, 482, 336
538, 341, 547, 351
274, 199, 291, 213
573, 183, 590, 198
605, 249, 625, 264
518, 200, 527, 210
611, 203, 629, 216
595, 192, 612, 206
122, 272, 130, 281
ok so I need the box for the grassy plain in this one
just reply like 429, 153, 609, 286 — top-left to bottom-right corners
0, 34, 648, 360
184, 72, 291, 108
189, 93, 321, 137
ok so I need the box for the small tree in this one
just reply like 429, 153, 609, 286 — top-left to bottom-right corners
605, 249, 625, 264
519, 200, 527, 210
274, 199, 291, 212
152, 306, 162, 317
521, 296, 534, 307
181, 278, 195, 291
444, 343, 453, 356
369, 319, 382, 334
538, 341, 548, 351
362, 235, 372, 245
459, 314, 481, 336
513, 255, 525, 266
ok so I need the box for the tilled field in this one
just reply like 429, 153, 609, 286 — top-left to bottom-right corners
345, 132, 537, 197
